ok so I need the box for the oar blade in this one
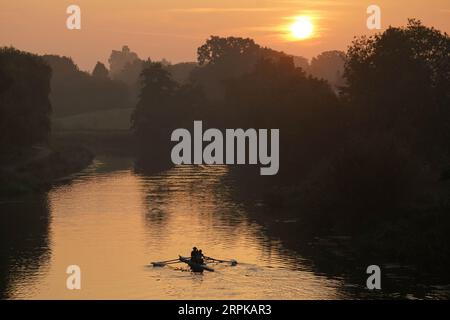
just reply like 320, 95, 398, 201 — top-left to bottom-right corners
150, 258, 180, 267
151, 262, 166, 267
205, 256, 238, 266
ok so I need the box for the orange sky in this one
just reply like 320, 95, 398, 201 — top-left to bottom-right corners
1, 0, 449, 71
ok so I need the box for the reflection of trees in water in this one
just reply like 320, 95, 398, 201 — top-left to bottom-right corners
143, 190, 170, 233
139, 165, 261, 248
235, 187, 450, 299
0, 195, 51, 299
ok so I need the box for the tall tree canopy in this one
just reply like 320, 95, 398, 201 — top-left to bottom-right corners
343, 19, 450, 159
191, 36, 291, 100
131, 61, 205, 169
92, 62, 109, 79
43, 55, 130, 117
197, 36, 261, 66
0, 47, 52, 148
222, 55, 341, 175
108, 45, 140, 79
310, 50, 346, 90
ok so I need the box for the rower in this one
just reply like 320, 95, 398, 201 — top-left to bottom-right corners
191, 247, 198, 262
198, 250, 204, 264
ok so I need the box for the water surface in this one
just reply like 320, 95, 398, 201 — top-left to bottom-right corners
0, 156, 448, 299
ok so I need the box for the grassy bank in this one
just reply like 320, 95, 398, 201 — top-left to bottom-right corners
51, 130, 134, 156
52, 108, 133, 131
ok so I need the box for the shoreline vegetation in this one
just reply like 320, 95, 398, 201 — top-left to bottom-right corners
232, 169, 450, 275
0, 144, 93, 197
0, 129, 137, 197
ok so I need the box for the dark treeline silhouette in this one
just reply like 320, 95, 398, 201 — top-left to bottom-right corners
109, 45, 197, 105
131, 60, 205, 170
189, 36, 293, 100
343, 19, 450, 159
132, 20, 450, 268
320, 19, 450, 219
2, 43, 342, 135
43, 55, 130, 117
26, 47, 196, 122
309, 50, 346, 91
223, 56, 340, 157
92, 62, 109, 79
0, 47, 51, 150
0, 49, 94, 195
133, 36, 344, 173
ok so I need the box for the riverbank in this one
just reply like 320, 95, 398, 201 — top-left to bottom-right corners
51, 130, 134, 156
0, 144, 94, 196
0, 130, 138, 197
228, 165, 450, 281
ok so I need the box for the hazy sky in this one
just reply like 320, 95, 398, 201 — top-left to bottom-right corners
1, 0, 449, 71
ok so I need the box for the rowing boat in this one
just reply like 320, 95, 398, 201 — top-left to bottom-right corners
179, 256, 214, 272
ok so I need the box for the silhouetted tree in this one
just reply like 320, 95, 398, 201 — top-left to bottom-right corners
191, 36, 291, 100
166, 62, 197, 84
343, 19, 450, 162
43, 55, 130, 117
310, 51, 346, 91
131, 61, 205, 169
109, 46, 198, 105
92, 62, 109, 79
223, 55, 341, 176
197, 36, 260, 66
108, 45, 140, 79
114, 59, 144, 104
0, 65, 12, 95
0, 47, 52, 148
303, 20, 450, 224
292, 55, 310, 73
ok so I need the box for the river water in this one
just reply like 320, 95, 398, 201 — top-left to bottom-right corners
1, 156, 449, 299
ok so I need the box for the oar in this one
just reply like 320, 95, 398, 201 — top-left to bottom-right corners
205, 256, 238, 266
151, 258, 180, 267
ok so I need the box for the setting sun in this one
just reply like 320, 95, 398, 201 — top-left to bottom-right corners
290, 16, 314, 40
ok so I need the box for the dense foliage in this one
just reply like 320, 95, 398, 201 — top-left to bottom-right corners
131, 61, 205, 169
0, 47, 51, 148
43, 55, 130, 117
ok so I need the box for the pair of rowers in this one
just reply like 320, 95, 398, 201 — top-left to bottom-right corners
190, 247, 205, 264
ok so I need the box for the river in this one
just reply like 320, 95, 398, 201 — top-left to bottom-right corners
0, 156, 449, 299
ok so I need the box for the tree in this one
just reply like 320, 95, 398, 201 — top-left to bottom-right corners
310, 51, 346, 91
43, 55, 130, 117
223, 55, 341, 176
197, 36, 260, 66
166, 62, 197, 84
131, 61, 205, 170
0, 47, 52, 148
108, 45, 140, 79
292, 55, 310, 73
107, 46, 146, 104
113, 59, 144, 104
92, 62, 109, 79
343, 19, 450, 161
191, 36, 291, 100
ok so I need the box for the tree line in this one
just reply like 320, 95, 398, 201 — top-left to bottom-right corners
2, 20, 448, 219
0, 48, 51, 150
132, 20, 450, 251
